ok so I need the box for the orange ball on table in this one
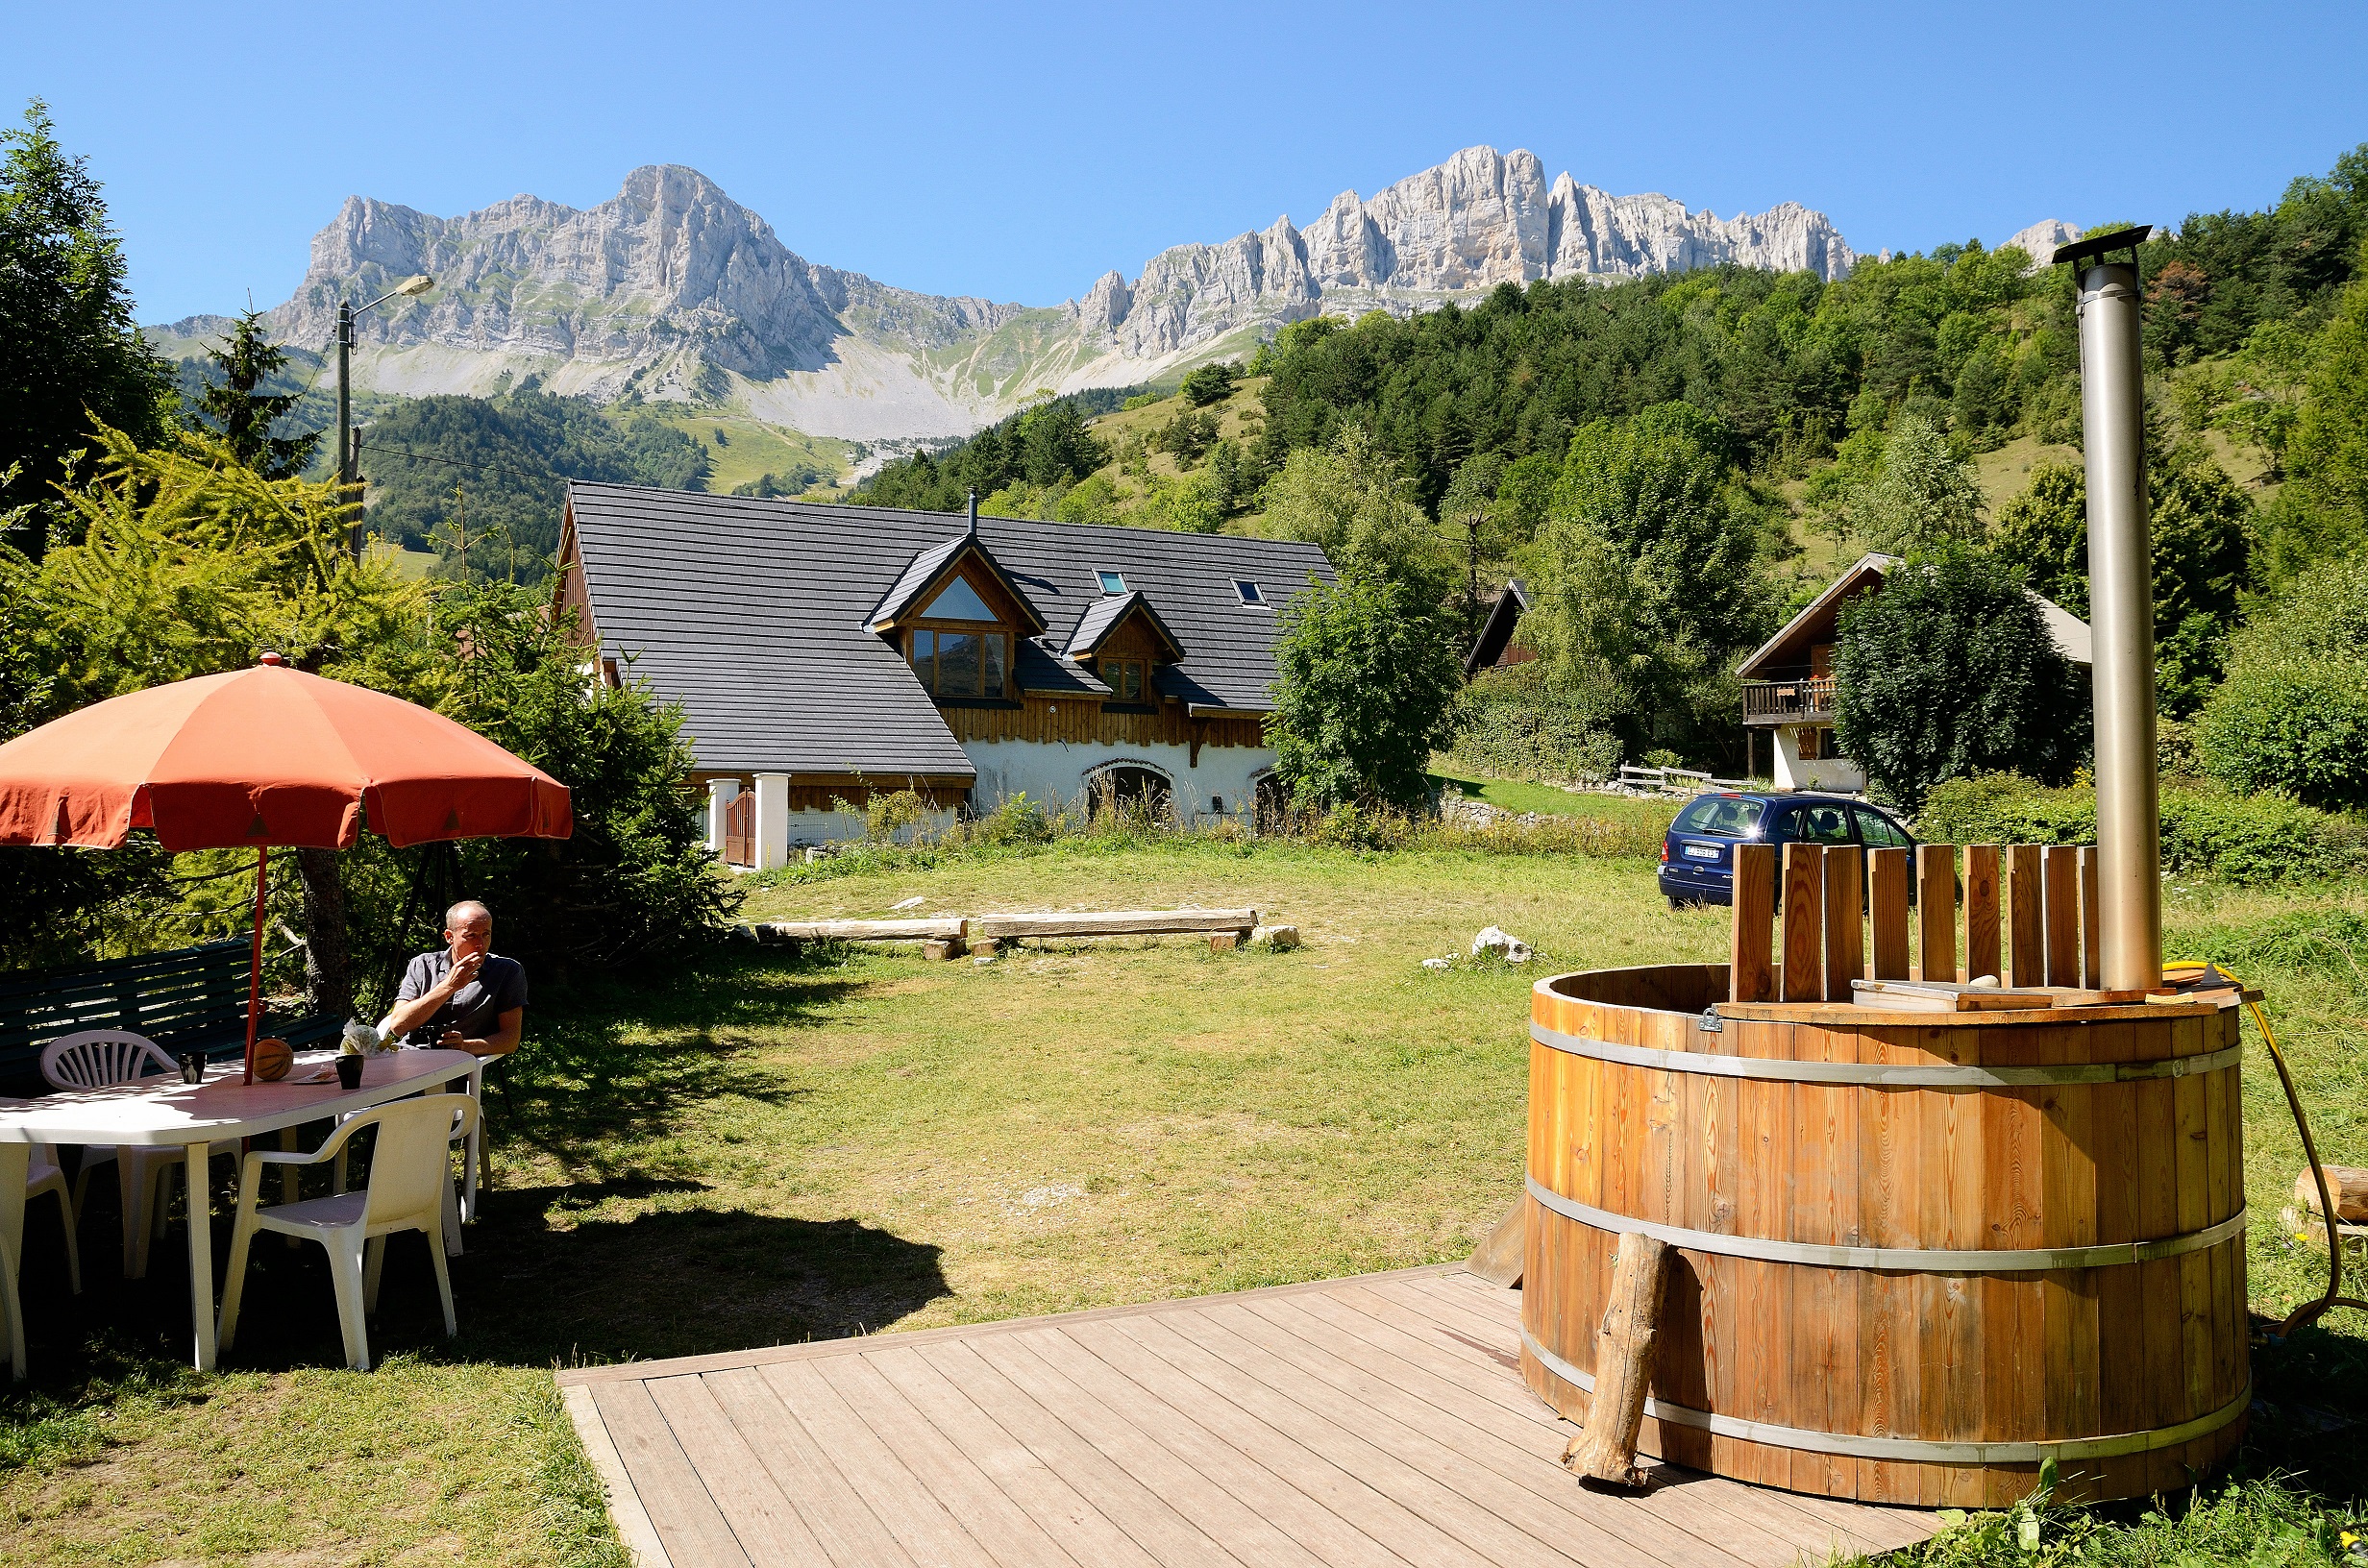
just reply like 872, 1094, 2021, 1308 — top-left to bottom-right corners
250, 1038, 294, 1082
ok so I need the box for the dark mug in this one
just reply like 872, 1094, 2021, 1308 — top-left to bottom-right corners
178, 1052, 205, 1085
334, 1054, 364, 1090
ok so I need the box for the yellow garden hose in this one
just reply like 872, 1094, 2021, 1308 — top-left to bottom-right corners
2167, 960, 2368, 1335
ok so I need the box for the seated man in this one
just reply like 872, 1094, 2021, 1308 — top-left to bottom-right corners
381, 899, 526, 1057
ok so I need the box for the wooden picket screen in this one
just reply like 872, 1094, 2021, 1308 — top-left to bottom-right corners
1728, 841, 2105, 1003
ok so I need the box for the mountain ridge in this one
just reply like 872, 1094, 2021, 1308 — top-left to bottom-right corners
150, 147, 1862, 444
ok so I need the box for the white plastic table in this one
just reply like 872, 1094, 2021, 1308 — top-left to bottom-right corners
0, 1048, 478, 1372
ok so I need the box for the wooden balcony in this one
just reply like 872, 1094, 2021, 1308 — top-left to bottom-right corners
1742, 674, 1836, 725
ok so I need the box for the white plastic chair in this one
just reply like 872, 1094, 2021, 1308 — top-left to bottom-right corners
0, 1140, 81, 1380
40, 1030, 236, 1279
216, 1094, 479, 1371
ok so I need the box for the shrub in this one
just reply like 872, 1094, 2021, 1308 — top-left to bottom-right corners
969, 792, 1055, 846
2196, 554, 2368, 811
1915, 772, 2367, 885
1444, 663, 1622, 784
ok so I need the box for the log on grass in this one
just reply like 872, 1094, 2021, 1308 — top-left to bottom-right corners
2297, 1164, 2368, 1224
758, 919, 966, 943
969, 908, 1258, 941
1561, 1230, 1670, 1490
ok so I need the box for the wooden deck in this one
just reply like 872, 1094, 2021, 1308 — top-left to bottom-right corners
558, 1266, 1936, 1567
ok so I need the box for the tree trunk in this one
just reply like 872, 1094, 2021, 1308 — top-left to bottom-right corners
294, 847, 353, 1020
1562, 1230, 1670, 1489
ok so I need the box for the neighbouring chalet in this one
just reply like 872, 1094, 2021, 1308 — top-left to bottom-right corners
1464, 578, 1534, 677
555, 483, 1336, 864
1735, 552, 2094, 794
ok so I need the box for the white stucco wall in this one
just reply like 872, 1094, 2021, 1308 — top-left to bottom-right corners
961, 739, 1273, 824
1770, 725, 1868, 795
780, 806, 961, 848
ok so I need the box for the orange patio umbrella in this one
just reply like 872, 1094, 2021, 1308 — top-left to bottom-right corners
0, 654, 572, 1080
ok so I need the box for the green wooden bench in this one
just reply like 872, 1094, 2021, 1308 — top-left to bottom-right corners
0, 940, 341, 1094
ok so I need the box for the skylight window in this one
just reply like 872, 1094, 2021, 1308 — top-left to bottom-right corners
1233, 579, 1266, 605
1097, 570, 1126, 595
920, 576, 995, 621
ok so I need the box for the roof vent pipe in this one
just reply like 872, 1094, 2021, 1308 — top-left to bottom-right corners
2059, 227, 2160, 992
966, 489, 977, 536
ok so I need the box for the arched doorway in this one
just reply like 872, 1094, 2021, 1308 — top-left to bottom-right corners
1087, 764, 1172, 823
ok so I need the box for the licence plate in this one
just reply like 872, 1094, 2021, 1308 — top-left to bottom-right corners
1682, 844, 1720, 861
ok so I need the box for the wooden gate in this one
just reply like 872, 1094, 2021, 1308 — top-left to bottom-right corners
722, 791, 754, 867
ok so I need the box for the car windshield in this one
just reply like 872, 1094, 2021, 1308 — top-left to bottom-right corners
1673, 796, 1765, 839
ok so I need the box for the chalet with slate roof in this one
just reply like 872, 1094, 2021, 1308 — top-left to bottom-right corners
555, 483, 1336, 863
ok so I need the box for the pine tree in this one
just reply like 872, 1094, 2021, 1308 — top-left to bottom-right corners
192, 308, 320, 478
0, 100, 175, 550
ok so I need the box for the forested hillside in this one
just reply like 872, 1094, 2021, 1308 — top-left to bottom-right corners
846, 145, 2368, 784
354, 388, 711, 577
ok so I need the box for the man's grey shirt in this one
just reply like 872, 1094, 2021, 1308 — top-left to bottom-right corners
395, 950, 527, 1045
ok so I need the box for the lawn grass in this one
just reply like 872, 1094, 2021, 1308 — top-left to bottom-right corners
1429, 762, 1684, 824
1, 836, 2361, 1562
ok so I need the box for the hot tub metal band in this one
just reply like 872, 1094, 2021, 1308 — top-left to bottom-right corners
1530, 1021, 2241, 1088
1518, 1326, 2251, 1464
1523, 1174, 2247, 1272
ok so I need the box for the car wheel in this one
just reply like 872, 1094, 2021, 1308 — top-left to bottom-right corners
1667, 895, 1689, 911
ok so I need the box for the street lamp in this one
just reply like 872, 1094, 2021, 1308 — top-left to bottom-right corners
335, 273, 434, 558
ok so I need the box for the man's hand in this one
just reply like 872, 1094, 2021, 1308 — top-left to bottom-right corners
437, 951, 486, 997
439, 1028, 476, 1051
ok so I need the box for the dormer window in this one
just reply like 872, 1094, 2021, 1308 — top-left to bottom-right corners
1097, 570, 1126, 595
1104, 659, 1147, 702
921, 577, 995, 621
909, 574, 1009, 698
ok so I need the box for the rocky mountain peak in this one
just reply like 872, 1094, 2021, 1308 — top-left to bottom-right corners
213, 146, 1861, 442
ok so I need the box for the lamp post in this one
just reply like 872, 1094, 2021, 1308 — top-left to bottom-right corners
335, 274, 435, 558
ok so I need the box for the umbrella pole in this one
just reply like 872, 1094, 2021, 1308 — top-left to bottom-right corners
244, 845, 268, 1086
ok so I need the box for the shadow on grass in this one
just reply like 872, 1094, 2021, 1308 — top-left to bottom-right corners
491, 944, 865, 1177
0, 945, 949, 1430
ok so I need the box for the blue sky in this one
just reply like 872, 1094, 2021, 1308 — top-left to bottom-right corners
8, 1, 2365, 325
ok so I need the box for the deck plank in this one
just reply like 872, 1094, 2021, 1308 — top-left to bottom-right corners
1211, 1296, 1756, 1568
863, 1343, 1159, 1568
588, 1379, 753, 1568
758, 1357, 1005, 1568
1381, 1274, 1936, 1557
702, 1366, 921, 1568
641, 1374, 831, 1565
1095, 1311, 1546, 1568
816, 1350, 1085, 1568
921, 1335, 1252, 1568
993, 1325, 1383, 1568
576, 1269, 1936, 1568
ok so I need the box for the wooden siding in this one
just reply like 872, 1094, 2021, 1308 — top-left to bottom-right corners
943, 697, 1265, 750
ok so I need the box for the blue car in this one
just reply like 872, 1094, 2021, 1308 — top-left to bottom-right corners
1658, 791, 1918, 909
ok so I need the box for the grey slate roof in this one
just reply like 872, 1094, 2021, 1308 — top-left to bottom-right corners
566, 483, 1336, 773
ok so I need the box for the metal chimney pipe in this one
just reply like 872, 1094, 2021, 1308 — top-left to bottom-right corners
2070, 235, 2161, 992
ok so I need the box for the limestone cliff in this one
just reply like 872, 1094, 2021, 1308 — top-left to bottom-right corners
160, 148, 1859, 441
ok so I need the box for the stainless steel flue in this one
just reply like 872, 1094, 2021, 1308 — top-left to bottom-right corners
2063, 228, 2161, 992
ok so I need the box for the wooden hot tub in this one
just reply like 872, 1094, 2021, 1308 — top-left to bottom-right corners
1521, 960, 2250, 1507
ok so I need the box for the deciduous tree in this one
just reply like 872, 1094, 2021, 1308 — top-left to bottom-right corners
1832, 547, 2090, 810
